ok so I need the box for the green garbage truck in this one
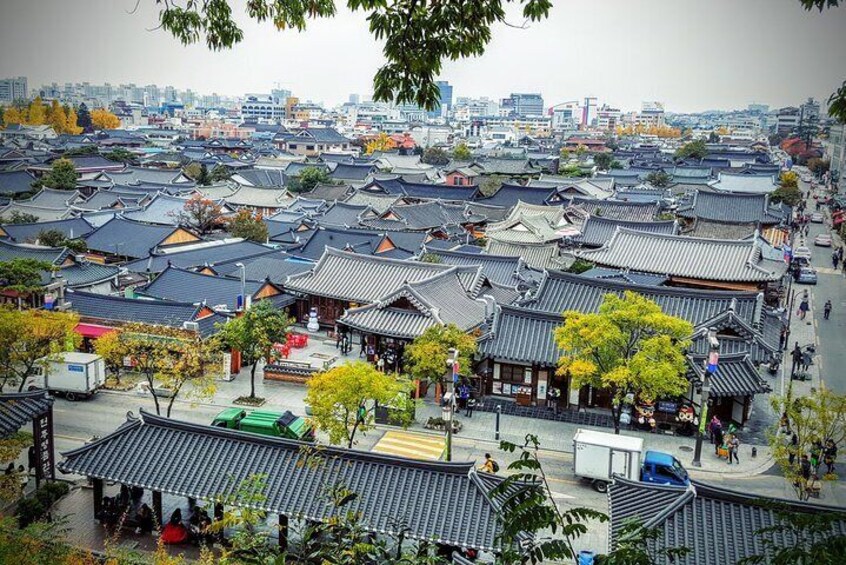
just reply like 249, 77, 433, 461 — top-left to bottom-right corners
211, 408, 315, 442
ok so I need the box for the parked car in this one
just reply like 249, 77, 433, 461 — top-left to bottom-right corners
814, 233, 833, 247
810, 212, 824, 223
793, 246, 812, 261
212, 408, 315, 442
796, 267, 818, 285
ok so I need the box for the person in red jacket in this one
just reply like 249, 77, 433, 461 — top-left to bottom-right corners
160, 508, 189, 545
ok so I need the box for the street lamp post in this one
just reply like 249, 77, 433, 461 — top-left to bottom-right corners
692, 328, 719, 468
444, 347, 458, 462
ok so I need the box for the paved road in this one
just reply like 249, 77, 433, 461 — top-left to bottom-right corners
796, 177, 846, 393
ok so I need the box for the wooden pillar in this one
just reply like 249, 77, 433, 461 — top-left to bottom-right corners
214, 502, 225, 542
92, 478, 103, 520
278, 514, 289, 551
152, 491, 163, 528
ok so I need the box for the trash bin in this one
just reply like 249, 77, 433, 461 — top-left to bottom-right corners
578, 550, 596, 565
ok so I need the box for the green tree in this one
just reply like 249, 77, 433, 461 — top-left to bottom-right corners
94, 322, 221, 417
184, 162, 211, 185
674, 139, 708, 160
40, 158, 77, 190
216, 300, 292, 401
0, 211, 39, 224
707, 131, 720, 143
806, 157, 830, 175
35, 229, 87, 252
478, 173, 505, 196
306, 360, 414, 447
769, 388, 846, 500
210, 164, 231, 182
567, 258, 594, 274
452, 142, 472, 161
554, 292, 693, 434
289, 166, 330, 193
645, 170, 672, 187
493, 434, 609, 563
404, 323, 477, 388
418, 252, 442, 263
104, 147, 137, 164
152, 0, 552, 111
0, 258, 52, 294
770, 184, 803, 207
421, 146, 449, 166
227, 209, 269, 242
75, 103, 92, 132
0, 307, 80, 392
593, 152, 613, 171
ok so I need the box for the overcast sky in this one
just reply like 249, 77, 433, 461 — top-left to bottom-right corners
1, 0, 845, 113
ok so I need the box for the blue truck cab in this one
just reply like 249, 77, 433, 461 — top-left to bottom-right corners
639, 450, 690, 487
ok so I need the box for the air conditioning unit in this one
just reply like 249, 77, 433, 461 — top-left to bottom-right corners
182, 321, 200, 332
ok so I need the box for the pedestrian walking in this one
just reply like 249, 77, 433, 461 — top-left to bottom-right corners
789, 432, 799, 465
811, 439, 824, 475
713, 423, 725, 456
837, 246, 843, 263
791, 342, 803, 377
547, 386, 561, 415
833, 251, 840, 270
801, 349, 812, 372
727, 434, 740, 465
824, 299, 832, 320
457, 381, 470, 411
708, 415, 721, 443
800, 454, 812, 482
824, 439, 838, 475
798, 297, 810, 320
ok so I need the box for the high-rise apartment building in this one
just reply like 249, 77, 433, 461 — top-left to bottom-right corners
0, 77, 28, 103
502, 93, 544, 117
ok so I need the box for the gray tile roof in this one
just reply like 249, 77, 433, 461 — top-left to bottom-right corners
212, 252, 313, 283
608, 478, 846, 565
486, 240, 563, 270
104, 167, 194, 186
66, 290, 226, 337
123, 240, 273, 273
316, 202, 373, 228
232, 169, 286, 188
123, 193, 210, 226
339, 269, 487, 339
306, 183, 353, 201
0, 201, 71, 222
684, 219, 757, 240
61, 261, 120, 289
84, 217, 181, 259
521, 270, 764, 327
708, 172, 778, 194
329, 163, 376, 182
223, 185, 292, 209
579, 267, 669, 287
478, 306, 562, 366
342, 190, 402, 214
59, 410, 503, 551
0, 239, 70, 265
0, 390, 53, 437
677, 190, 783, 224
576, 217, 678, 248
27, 188, 83, 208
1, 217, 94, 243
0, 170, 37, 195
422, 247, 540, 288
285, 247, 481, 304
577, 228, 787, 283
475, 184, 555, 208
559, 196, 659, 222
686, 353, 770, 397
138, 266, 292, 311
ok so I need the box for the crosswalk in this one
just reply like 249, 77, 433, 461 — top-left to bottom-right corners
371, 430, 446, 461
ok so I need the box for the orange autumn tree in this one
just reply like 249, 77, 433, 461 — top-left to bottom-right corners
90, 107, 121, 130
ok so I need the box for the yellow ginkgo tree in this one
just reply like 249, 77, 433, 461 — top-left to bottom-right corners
555, 291, 693, 434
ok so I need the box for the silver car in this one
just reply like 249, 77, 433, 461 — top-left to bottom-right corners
796, 267, 818, 285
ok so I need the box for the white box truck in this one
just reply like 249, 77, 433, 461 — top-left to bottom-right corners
573, 428, 690, 492
31, 352, 106, 400
573, 428, 643, 493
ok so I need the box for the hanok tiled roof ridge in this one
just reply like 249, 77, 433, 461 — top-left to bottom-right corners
478, 304, 563, 366
560, 196, 659, 222
686, 352, 770, 398
676, 190, 784, 224
0, 238, 71, 265
609, 477, 846, 565
576, 227, 787, 282
421, 246, 540, 288
0, 390, 53, 438
83, 215, 184, 259
520, 269, 764, 326
576, 216, 678, 247
1, 217, 94, 243
59, 409, 504, 551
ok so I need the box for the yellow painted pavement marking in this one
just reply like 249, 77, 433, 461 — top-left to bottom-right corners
372, 430, 445, 461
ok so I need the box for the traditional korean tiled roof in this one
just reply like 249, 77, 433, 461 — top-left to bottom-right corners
684, 219, 757, 240
223, 185, 293, 209
123, 239, 273, 273
608, 478, 846, 565
212, 252, 312, 283
138, 266, 293, 311
478, 305, 562, 366
231, 168, 286, 188
27, 188, 83, 208
104, 167, 194, 186
576, 228, 787, 283
60, 261, 121, 289
329, 163, 376, 183
677, 190, 783, 224
72, 189, 149, 212
578, 267, 668, 287
316, 202, 373, 228
576, 217, 678, 248
396, 181, 477, 202
1, 217, 94, 243
66, 290, 226, 337
291, 227, 385, 260
339, 269, 487, 339
306, 183, 354, 202
0, 201, 71, 222
0, 239, 70, 265
361, 201, 481, 232
520, 270, 764, 327
708, 172, 778, 194
421, 247, 541, 288
0, 390, 53, 438
343, 190, 402, 214
0, 170, 37, 195
532, 177, 615, 200
123, 193, 218, 226
285, 247, 482, 303
559, 196, 659, 222
486, 240, 565, 271
84, 216, 183, 259
686, 353, 770, 397
59, 410, 505, 551
475, 183, 555, 208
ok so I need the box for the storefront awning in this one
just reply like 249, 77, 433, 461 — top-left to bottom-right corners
74, 323, 115, 339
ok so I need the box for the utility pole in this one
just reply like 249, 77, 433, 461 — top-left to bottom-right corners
692, 328, 719, 467
444, 347, 458, 462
